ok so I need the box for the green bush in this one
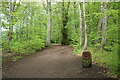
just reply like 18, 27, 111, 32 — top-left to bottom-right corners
2, 36, 45, 54
92, 50, 118, 77
72, 45, 118, 77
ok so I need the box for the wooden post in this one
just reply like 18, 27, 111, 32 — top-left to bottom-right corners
82, 51, 92, 68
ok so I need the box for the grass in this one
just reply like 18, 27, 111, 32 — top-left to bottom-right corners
74, 46, 118, 78
90, 47, 118, 77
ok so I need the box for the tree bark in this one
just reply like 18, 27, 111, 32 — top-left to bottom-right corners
78, 2, 82, 46
26, 12, 28, 42
41, 0, 51, 45
61, 1, 70, 45
95, 2, 103, 44
82, 0, 88, 53
8, 1, 12, 41
100, 2, 107, 49
73, 2, 76, 33
95, 19, 102, 44
46, 0, 51, 45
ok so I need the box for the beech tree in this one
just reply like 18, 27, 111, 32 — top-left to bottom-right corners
95, 2, 102, 44
78, 2, 82, 46
42, 0, 51, 45
46, 0, 51, 45
100, 1, 107, 49
81, 0, 88, 53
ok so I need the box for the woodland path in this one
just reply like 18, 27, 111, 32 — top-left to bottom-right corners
3, 45, 108, 78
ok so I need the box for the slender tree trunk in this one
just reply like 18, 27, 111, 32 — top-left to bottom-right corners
95, 2, 103, 44
26, 14, 28, 42
73, 2, 76, 33
61, 0, 65, 44
82, 0, 88, 53
100, 2, 107, 49
25, 3, 29, 53
24, 3, 29, 42
7, 1, 12, 52
46, 0, 51, 45
95, 19, 102, 44
41, 0, 51, 45
8, 1, 12, 41
78, 2, 82, 46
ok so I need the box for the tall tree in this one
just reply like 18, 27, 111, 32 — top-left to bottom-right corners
81, 0, 88, 53
73, 2, 76, 33
95, 2, 102, 44
8, 1, 13, 41
41, 0, 52, 45
61, 1, 70, 45
25, 4, 29, 42
100, 1, 107, 49
46, 0, 51, 45
78, 2, 82, 46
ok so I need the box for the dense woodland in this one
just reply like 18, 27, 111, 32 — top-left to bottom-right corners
1, 0, 119, 78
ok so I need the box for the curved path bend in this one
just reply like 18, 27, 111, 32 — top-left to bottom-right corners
3, 45, 107, 78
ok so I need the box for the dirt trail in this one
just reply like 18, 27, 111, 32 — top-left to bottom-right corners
3, 45, 108, 78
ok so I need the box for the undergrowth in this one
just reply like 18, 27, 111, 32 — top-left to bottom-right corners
72, 45, 118, 78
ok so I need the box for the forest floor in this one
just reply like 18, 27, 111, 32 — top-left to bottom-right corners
3, 45, 109, 78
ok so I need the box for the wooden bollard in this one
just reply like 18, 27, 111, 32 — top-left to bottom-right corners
82, 51, 92, 68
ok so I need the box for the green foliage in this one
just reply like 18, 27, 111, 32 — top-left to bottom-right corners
2, 2, 46, 54
69, 2, 118, 77
5, 37, 45, 54
1, 2, 118, 77
74, 46, 118, 77
90, 47, 118, 77
12, 56, 23, 62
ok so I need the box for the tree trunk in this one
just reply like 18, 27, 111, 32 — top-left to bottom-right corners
26, 13, 28, 42
61, 1, 70, 45
73, 2, 76, 33
82, 0, 88, 53
24, 3, 29, 53
78, 2, 82, 46
46, 0, 51, 45
95, 2, 103, 44
8, 1, 13, 41
95, 19, 102, 44
100, 2, 107, 49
